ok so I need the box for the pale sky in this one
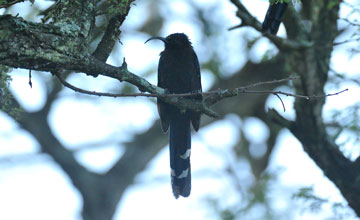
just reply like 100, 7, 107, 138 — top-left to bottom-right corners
0, 0, 359, 220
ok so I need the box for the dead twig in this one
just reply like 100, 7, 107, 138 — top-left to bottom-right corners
55, 73, 348, 113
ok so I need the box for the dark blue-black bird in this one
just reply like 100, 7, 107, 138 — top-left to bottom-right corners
145, 33, 202, 199
262, 1, 288, 35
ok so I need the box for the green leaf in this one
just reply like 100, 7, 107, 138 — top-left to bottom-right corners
327, 0, 340, 9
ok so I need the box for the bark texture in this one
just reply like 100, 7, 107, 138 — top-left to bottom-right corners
0, 0, 359, 219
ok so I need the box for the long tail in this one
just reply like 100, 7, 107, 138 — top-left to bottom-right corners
169, 115, 191, 199
262, 2, 288, 35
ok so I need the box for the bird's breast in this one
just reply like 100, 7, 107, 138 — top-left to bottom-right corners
159, 49, 194, 93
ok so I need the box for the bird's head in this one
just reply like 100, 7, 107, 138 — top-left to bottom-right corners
145, 33, 192, 49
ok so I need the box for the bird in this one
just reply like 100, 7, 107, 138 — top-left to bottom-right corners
145, 33, 202, 198
262, 1, 288, 35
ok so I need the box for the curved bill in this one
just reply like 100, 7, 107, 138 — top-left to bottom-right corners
144, 36, 167, 44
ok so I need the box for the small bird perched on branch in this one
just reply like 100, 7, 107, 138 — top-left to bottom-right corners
145, 33, 202, 199
262, 1, 288, 35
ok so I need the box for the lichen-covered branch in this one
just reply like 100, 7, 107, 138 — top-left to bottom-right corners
1, 0, 359, 218
92, 0, 135, 61
264, 1, 360, 216
229, 0, 312, 50
0, 14, 218, 118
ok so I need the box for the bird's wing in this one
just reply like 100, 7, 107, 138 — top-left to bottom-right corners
190, 50, 202, 132
157, 52, 170, 132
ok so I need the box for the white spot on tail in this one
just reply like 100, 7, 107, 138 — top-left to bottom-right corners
171, 169, 176, 176
179, 149, 191, 159
177, 168, 189, 179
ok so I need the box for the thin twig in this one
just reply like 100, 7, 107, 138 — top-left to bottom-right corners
245, 89, 349, 99
28, 69, 32, 88
54, 71, 219, 117
229, 0, 313, 50
333, 37, 360, 46
228, 24, 243, 31
274, 93, 286, 112
54, 71, 128, 97
240, 76, 299, 90
55, 73, 348, 103
55, 73, 294, 98
340, 17, 360, 27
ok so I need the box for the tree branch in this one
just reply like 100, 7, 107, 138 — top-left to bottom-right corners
55, 68, 348, 117
285, 1, 360, 216
0, 15, 219, 118
92, 0, 135, 61
0, 0, 25, 9
3, 14, 311, 119
267, 108, 294, 129
1, 1, 359, 217
229, 0, 313, 50
55, 73, 299, 98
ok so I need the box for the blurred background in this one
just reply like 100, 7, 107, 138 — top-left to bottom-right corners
0, 0, 359, 220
